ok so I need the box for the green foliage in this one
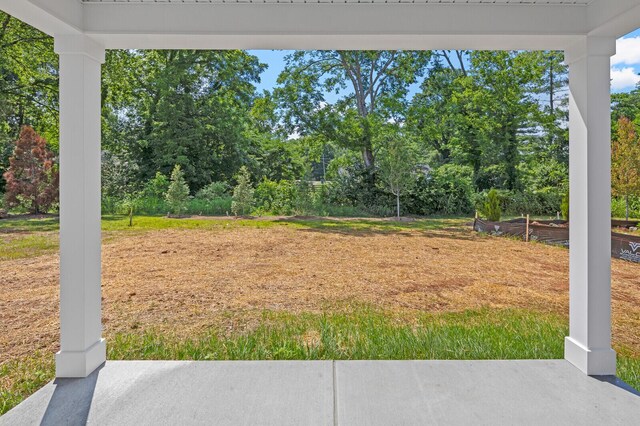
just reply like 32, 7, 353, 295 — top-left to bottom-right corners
612, 196, 640, 220
0, 13, 58, 194
118, 192, 144, 227
253, 178, 374, 217
143, 172, 170, 199
561, 190, 570, 221
101, 151, 139, 199
612, 117, 640, 221
502, 190, 562, 216
408, 164, 474, 215
276, 50, 431, 171
482, 189, 502, 221
102, 49, 266, 192
196, 181, 230, 200
165, 165, 190, 216
0, 39, 607, 220
324, 163, 394, 217
231, 166, 255, 216
254, 179, 300, 215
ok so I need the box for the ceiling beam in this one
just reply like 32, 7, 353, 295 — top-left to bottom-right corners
83, 3, 587, 50
588, 0, 640, 38
0, 0, 82, 36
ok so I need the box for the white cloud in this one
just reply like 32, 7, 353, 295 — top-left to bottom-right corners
611, 67, 640, 91
613, 37, 640, 66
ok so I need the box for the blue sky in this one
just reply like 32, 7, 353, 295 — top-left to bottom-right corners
611, 29, 640, 92
249, 29, 640, 97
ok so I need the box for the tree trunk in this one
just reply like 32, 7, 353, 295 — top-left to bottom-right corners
362, 146, 375, 169
396, 192, 401, 220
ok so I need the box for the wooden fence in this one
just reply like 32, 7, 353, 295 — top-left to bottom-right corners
474, 218, 640, 264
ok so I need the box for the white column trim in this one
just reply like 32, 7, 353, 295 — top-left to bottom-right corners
564, 35, 617, 376
54, 34, 106, 64
54, 34, 106, 378
564, 36, 616, 65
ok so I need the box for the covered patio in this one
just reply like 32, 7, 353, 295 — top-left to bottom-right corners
2, 360, 639, 425
1, 0, 640, 423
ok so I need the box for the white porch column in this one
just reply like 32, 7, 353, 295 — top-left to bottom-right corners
54, 35, 106, 378
564, 36, 617, 376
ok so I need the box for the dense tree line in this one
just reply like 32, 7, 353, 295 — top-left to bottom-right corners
1, 11, 638, 219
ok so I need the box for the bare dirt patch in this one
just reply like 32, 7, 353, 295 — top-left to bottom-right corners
1, 222, 640, 363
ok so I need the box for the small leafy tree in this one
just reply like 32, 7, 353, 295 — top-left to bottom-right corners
483, 189, 502, 222
165, 165, 190, 216
101, 151, 139, 199
231, 166, 254, 216
3, 126, 58, 214
612, 117, 640, 221
120, 191, 142, 227
378, 133, 416, 219
143, 172, 170, 199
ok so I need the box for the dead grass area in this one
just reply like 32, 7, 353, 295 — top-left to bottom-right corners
1, 221, 640, 365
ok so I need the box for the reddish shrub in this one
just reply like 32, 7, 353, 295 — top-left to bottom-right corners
3, 126, 59, 214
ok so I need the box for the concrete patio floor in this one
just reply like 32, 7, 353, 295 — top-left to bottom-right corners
1, 360, 639, 425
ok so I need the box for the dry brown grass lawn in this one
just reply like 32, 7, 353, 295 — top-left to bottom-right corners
1, 219, 640, 366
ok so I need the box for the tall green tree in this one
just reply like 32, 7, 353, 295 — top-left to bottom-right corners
465, 51, 539, 191
276, 51, 431, 171
102, 49, 265, 192
0, 12, 58, 192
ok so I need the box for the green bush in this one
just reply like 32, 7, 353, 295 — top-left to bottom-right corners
196, 181, 229, 200
482, 189, 502, 221
325, 163, 394, 216
561, 190, 570, 221
101, 196, 119, 215
254, 178, 279, 213
254, 179, 317, 216
612, 196, 640, 220
472, 189, 562, 217
504, 190, 563, 216
408, 164, 474, 215
143, 172, 170, 199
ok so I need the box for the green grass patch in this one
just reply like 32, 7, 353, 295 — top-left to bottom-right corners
0, 234, 58, 261
99, 215, 300, 232
1, 307, 638, 415
108, 308, 567, 361
276, 217, 470, 234
1, 215, 471, 237
0, 217, 59, 233
0, 353, 54, 415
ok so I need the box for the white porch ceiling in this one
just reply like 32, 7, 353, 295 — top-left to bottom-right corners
1, 0, 639, 50
81, 0, 594, 4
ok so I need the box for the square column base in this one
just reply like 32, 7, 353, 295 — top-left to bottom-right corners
56, 338, 106, 378
565, 337, 616, 376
